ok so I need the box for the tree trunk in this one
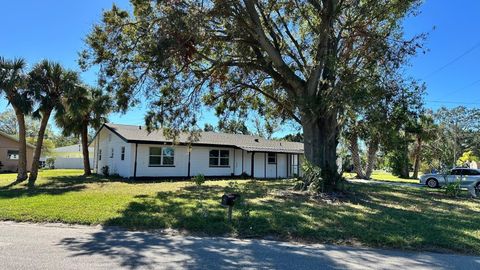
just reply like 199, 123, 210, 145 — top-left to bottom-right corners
400, 142, 410, 178
412, 136, 422, 179
302, 113, 340, 191
348, 133, 366, 179
81, 120, 91, 176
28, 109, 52, 187
14, 108, 28, 182
365, 136, 379, 179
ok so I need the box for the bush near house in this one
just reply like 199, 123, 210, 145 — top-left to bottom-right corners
0, 170, 478, 255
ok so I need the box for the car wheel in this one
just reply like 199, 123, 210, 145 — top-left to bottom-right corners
476, 182, 480, 191
426, 178, 439, 188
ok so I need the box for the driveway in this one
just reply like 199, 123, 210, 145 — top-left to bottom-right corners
0, 222, 479, 269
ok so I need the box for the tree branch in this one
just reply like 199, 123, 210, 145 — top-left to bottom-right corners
243, 0, 305, 94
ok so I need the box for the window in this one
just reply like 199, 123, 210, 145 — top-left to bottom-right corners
451, 169, 462, 175
110, 148, 114, 158
209, 150, 229, 167
149, 147, 174, 166
99, 150, 102, 161
466, 169, 480, 176
268, 153, 276, 164
121, 147, 125, 161
7, 150, 19, 160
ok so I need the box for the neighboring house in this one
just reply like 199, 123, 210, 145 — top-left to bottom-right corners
469, 161, 480, 169
91, 123, 304, 179
0, 131, 34, 172
41, 144, 94, 169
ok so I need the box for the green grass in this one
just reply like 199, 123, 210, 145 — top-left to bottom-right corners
344, 170, 419, 184
0, 169, 479, 255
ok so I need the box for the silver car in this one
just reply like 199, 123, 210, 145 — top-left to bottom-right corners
420, 168, 480, 194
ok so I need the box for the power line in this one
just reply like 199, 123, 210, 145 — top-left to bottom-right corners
423, 41, 480, 79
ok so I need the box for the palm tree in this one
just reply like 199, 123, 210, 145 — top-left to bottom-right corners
0, 57, 33, 181
412, 114, 437, 179
27, 60, 78, 186
56, 85, 111, 175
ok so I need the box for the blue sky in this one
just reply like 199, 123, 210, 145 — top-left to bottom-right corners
1, 0, 479, 135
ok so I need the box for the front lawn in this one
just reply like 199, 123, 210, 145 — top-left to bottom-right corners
0, 170, 479, 254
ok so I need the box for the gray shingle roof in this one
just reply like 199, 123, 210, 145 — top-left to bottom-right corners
104, 123, 303, 154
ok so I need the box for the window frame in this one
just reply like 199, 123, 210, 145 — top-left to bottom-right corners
120, 146, 125, 161
110, 148, 114, 158
267, 153, 277, 164
209, 149, 230, 167
148, 147, 175, 167
7, 150, 19, 160
98, 149, 102, 161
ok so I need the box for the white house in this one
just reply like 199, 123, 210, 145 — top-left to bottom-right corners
41, 144, 94, 169
91, 123, 303, 179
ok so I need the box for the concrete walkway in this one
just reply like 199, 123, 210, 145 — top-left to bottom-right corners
0, 222, 479, 269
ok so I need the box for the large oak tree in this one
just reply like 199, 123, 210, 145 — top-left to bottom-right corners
81, 0, 423, 189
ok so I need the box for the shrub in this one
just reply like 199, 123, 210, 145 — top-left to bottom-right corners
45, 158, 55, 169
445, 181, 461, 198
297, 160, 345, 193
192, 174, 206, 187
300, 160, 324, 193
101, 166, 109, 176
0, 161, 3, 170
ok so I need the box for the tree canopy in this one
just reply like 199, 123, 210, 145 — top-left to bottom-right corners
81, 0, 424, 190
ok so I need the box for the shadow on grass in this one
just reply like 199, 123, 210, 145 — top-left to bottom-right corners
0, 174, 113, 198
56, 181, 480, 269
102, 181, 480, 255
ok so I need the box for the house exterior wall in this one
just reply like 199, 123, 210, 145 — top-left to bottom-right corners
470, 162, 480, 169
0, 134, 33, 172
93, 126, 303, 179
253, 152, 265, 178
233, 149, 247, 176
94, 128, 132, 177
234, 150, 252, 176
135, 144, 190, 177
53, 157, 94, 169
190, 146, 235, 177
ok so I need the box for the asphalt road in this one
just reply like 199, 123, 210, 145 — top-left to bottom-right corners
0, 222, 479, 270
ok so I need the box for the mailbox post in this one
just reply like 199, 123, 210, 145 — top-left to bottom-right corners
221, 193, 240, 222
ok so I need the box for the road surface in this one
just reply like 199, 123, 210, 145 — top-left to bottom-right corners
0, 221, 479, 269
